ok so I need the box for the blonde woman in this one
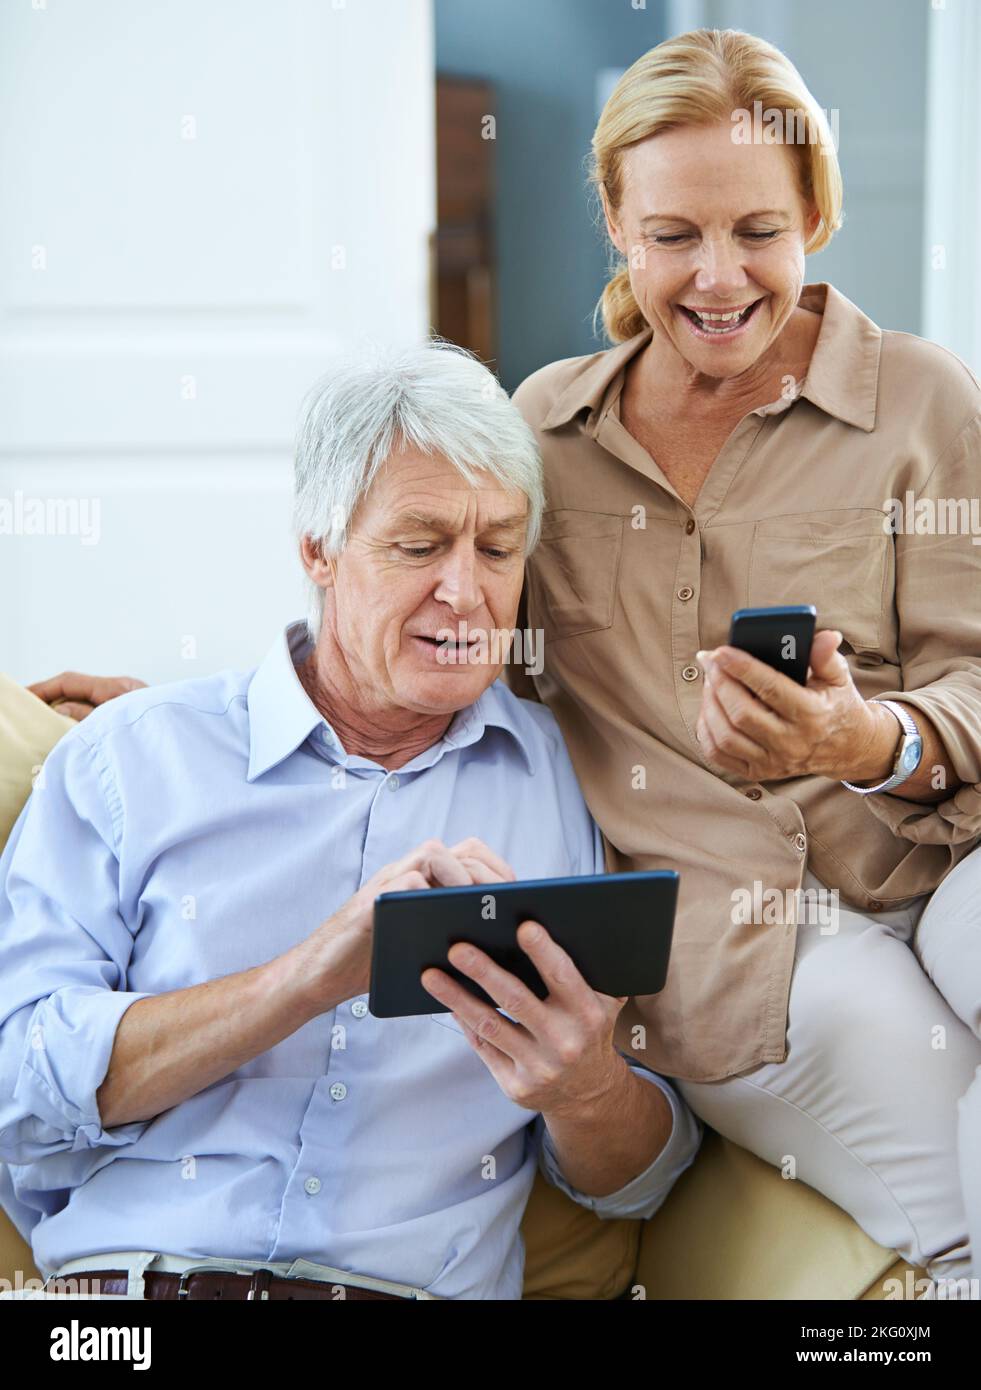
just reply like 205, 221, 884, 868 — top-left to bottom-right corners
508, 28, 981, 1288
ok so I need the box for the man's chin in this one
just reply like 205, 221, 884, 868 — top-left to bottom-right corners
397, 664, 498, 714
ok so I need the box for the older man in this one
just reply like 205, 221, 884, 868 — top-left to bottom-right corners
0, 342, 700, 1301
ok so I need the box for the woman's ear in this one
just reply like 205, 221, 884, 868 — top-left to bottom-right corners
600, 184, 626, 256
299, 535, 336, 590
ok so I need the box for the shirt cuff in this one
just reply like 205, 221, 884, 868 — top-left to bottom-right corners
859, 688, 981, 845
536, 1062, 703, 1220
3, 988, 154, 1162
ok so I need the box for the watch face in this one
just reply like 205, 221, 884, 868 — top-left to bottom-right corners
902, 738, 924, 774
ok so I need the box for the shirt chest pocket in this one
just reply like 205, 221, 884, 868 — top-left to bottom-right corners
747, 509, 892, 652
526, 509, 624, 642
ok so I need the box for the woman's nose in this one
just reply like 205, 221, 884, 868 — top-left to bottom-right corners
692, 237, 748, 293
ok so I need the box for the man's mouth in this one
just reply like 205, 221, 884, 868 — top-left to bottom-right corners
677, 298, 764, 337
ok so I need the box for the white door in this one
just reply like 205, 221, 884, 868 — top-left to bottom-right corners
0, 0, 435, 685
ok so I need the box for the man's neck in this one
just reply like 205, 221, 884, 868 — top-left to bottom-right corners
296, 628, 455, 772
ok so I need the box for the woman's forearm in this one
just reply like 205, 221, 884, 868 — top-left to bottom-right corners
851, 699, 961, 803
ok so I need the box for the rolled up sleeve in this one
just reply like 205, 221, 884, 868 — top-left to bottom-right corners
535, 1064, 702, 1220
865, 411, 981, 845
0, 729, 152, 1164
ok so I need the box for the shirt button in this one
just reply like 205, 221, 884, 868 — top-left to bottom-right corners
868, 899, 882, 912
387, 775, 400, 791
351, 1000, 368, 1018
329, 1081, 348, 1102
745, 788, 762, 800
685, 519, 696, 535
793, 832, 807, 853
681, 665, 700, 682
304, 1176, 322, 1195
677, 586, 694, 601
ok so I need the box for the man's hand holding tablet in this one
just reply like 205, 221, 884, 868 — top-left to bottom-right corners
420, 917, 631, 1118
291, 842, 677, 1196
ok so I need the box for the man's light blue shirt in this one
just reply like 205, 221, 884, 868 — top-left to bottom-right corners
0, 622, 701, 1299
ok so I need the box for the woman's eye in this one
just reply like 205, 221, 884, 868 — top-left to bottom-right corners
483, 549, 510, 561
650, 230, 779, 245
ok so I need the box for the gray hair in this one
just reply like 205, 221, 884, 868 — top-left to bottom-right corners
293, 338, 544, 641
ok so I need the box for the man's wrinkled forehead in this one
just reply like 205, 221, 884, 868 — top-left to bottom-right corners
359, 455, 529, 535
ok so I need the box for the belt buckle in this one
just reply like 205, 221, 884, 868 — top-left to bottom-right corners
245, 1269, 274, 1301
174, 1263, 270, 1301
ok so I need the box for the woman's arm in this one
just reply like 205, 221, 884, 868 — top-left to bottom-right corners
839, 695, 958, 803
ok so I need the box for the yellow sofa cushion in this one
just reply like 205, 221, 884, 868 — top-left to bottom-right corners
634, 1127, 917, 1300
0, 1208, 39, 1288
520, 1168, 640, 1299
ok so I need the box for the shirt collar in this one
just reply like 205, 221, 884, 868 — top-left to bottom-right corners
539, 281, 880, 435
246, 621, 536, 782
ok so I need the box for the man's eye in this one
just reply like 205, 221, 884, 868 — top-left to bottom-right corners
483, 548, 511, 560
398, 544, 436, 558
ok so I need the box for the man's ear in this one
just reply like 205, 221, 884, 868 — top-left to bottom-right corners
299, 535, 336, 590
600, 184, 626, 256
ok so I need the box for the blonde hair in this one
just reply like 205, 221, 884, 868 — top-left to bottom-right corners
590, 28, 843, 343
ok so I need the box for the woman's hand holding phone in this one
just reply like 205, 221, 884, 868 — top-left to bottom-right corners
694, 621, 898, 784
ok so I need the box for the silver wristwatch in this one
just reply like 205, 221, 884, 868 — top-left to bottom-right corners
841, 700, 923, 795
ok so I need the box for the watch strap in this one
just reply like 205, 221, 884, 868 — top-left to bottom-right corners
841, 700, 922, 795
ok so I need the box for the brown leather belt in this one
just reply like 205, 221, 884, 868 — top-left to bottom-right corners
66, 1267, 409, 1301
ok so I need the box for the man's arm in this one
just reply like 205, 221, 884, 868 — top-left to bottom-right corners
95, 947, 331, 1128
96, 834, 513, 1126
537, 1063, 702, 1218
0, 718, 514, 1154
537, 1054, 672, 1200
0, 730, 157, 1163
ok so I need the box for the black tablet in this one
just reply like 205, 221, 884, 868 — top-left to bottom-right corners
368, 870, 678, 1019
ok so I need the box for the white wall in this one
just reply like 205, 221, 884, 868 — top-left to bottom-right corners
0, 0, 436, 686
922, 0, 981, 374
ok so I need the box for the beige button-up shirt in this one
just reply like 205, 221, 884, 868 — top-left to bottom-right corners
507, 281, 981, 1082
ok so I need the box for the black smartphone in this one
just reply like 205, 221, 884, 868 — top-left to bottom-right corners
369, 870, 678, 1018
728, 605, 817, 684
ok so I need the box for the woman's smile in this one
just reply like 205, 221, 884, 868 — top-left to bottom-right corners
675, 295, 766, 341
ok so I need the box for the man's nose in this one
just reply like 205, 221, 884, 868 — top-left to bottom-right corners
433, 546, 483, 614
